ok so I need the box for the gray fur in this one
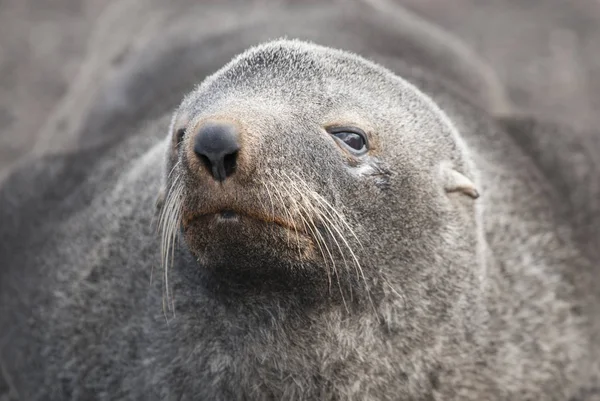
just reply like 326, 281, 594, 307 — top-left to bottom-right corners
1, 2, 599, 401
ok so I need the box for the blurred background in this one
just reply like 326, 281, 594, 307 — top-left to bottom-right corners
1, 0, 599, 177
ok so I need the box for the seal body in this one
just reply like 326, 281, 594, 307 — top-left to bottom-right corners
1, 2, 599, 401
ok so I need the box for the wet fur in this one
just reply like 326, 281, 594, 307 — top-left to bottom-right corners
1, 1, 599, 400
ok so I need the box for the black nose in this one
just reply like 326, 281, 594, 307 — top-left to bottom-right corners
193, 122, 240, 182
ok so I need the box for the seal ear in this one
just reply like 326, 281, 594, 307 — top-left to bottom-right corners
443, 168, 480, 199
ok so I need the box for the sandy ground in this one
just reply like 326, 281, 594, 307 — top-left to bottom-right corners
1, 0, 599, 176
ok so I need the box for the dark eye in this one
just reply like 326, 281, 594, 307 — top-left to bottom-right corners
175, 128, 186, 146
327, 127, 368, 155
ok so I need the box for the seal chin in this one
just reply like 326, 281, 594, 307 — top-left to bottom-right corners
180, 208, 322, 294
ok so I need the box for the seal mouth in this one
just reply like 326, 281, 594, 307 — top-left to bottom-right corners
182, 208, 311, 237
218, 209, 238, 221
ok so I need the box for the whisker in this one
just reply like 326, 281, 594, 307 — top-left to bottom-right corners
157, 173, 184, 321
278, 172, 351, 311
152, 161, 181, 282
290, 171, 365, 251
267, 175, 295, 249
273, 171, 308, 267
383, 278, 407, 312
312, 193, 378, 315
283, 170, 378, 316
260, 173, 277, 239
167, 160, 181, 180
304, 205, 350, 312
293, 187, 333, 286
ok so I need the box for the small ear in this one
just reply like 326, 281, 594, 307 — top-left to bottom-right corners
443, 168, 480, 199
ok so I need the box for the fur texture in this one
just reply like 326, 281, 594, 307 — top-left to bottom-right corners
1, 2, 599, 401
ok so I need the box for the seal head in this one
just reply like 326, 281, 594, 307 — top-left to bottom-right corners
159, 40, 481, 307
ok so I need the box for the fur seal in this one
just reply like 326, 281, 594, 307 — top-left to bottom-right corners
1, 3, 599, 401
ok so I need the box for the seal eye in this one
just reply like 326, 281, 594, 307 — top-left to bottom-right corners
327, 127, 368, 155
175, 128, 186, 146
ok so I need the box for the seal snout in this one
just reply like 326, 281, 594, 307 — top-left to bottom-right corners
193, 121, 240, 182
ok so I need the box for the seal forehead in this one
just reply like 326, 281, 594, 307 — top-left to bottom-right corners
184, 40, 398, 109
212, 41, 328, 93
177, 42, 327, 120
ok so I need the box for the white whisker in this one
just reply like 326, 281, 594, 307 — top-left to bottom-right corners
271, 172, 304, 262
157, 170, 184, 321
282, 170, 378, 316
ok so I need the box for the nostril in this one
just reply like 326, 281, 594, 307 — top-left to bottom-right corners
223, 151, 238, 177
199, 154, 213, 173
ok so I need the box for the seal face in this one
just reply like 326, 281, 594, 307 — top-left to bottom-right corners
159, 40, 481, 306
